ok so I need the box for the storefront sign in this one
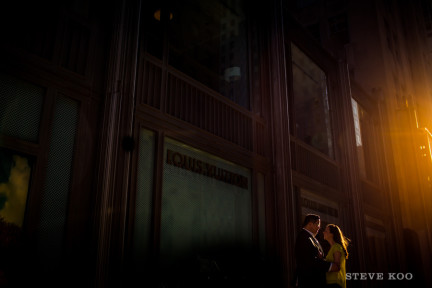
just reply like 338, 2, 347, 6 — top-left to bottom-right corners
301, 197, 338, 217
166, 149, 248, 189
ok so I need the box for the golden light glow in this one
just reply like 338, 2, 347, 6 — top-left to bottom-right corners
154, 9, 173, 21
414, 109, 419, 128
424, 127, 432, 138
426, 128, 432, 163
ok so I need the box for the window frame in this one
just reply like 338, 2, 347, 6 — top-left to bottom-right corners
288, 39, 337, 160
140, 0, 253, 109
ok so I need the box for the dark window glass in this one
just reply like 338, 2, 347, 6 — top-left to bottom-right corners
0, 73, 45, 142
160, 138, 252, 267
291, 43, 334, 158
168, 0, 249, 108
142, 0, 250, 108
142, 1, 166, 59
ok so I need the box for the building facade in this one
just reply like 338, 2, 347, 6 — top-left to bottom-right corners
0, 0, 430, 287
289, 0, 432, 287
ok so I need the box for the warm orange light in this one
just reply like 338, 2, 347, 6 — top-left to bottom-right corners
425, 128, 432, 163
154, 9, 173, 21
425, 127, 432, 138
414, 109, 419, 128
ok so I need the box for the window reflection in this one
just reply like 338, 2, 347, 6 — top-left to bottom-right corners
169, 0, 248, 107
352, 98, 366, 177
351, 98, 379, 182
0, 148, 32, 227
143, 0, 249, 108
291, 43, 333, 157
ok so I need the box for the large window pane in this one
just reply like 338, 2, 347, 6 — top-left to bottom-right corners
38, 96, 79, 269
142, 1, 164, 59
0, 73, 45, 142
291, 43, 333, 158
160, 138, 252, 268
168, 0, 249, 107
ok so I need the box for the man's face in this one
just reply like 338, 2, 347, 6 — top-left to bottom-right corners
311, 219, 321, 236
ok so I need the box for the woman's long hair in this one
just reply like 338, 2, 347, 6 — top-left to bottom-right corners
327, 224, 350, 259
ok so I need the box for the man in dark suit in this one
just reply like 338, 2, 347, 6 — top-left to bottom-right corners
294, 214, 338, 288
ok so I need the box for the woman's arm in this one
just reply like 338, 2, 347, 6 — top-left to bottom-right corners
329, 262, 340, 272
330, 250, 342, 272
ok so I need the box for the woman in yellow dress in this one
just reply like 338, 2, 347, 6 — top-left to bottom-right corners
323, 224, 350, 288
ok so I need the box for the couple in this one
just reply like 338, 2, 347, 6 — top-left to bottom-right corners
294, 214, 350, 288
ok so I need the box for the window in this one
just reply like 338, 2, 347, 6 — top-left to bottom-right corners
0, 73, 44, 228
351, 98, 366, 177
143, 0, 250, 108
0, 73, 44, 142
160, 137, 252, 267
1, 73, 80, 271
0, 148, 33, 227
351, 98, 379, 182
291, 43, 334, 158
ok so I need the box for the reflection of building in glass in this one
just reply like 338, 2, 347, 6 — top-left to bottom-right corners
292, 43, 333, 158
166, 0, 249, 108
0, 151, 31, 227
219, 0, 248, 107
351, 98, 366, 177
